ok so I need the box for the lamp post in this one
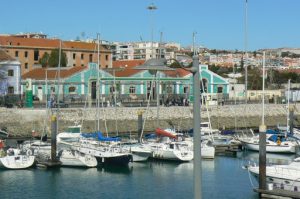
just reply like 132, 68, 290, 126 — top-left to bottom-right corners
147, 3, 157, 59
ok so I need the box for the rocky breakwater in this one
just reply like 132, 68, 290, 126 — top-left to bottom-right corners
0, 104, 299, 137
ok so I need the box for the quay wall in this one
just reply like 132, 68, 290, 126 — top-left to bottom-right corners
0, 104, 299, 137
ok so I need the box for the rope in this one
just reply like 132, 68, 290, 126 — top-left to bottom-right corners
247, 166, 256, 188
140, 74, 156, 142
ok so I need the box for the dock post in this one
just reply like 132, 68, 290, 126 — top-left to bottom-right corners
259, 124, 266, 192
259, 51, 267, 193
137, 110, 143, 143
51, 115, 57, 161
191, 55, 202, 199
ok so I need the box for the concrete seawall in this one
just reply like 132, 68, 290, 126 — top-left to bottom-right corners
0, 104, 299, 137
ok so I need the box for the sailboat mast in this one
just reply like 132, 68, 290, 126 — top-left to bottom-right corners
262, 52, 265, 125
287, 79, 291, 133
97, 33, 100, 131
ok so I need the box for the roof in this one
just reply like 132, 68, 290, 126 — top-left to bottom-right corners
0, 36, 107, 51
0, 49, 15, 62
112, 60, 146, 77
111, 60, 191, 78
22, 66, 87, 80
163, 68, 191, 77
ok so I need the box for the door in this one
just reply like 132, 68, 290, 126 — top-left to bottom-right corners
37, 86, 43, 101
91, 81, 97, 100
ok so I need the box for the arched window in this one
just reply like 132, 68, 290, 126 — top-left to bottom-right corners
217, 86, 223, 93
69, 86, 76, 94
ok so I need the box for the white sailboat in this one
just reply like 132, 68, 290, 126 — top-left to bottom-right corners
0, 148, 35, 169
59, 149, 97, 167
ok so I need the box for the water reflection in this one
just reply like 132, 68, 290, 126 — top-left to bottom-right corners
242, 151, 297, 165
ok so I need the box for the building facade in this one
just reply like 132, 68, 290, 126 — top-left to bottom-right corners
0, 50, 21, 95
21, 62, 229, 105
0, 34, 113, 75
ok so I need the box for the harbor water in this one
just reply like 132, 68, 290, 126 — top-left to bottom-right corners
2, 151, 297, 199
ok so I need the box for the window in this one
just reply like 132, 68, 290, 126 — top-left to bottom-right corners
15, 51, 19, 57
110, 86, 115, 93
51, 87, 55, 93
105, 65, 108, 68
8, 87, 14, 94
89, 54, 93, 62
167, 86, 172, 94
217, 86, 223, 93
73, 53, 76, 59
34, 49, 39, 61
105, 55, 109, 61
231, 86, 234, 91
68, 86, 76, 93
24, 51, 28, 58
183, 86, 189, 94
73, 64, 76, 66
81, 54, 84, 60
129, 86, 136, 94
8, 70, 14, 76
25, 63, 28, 69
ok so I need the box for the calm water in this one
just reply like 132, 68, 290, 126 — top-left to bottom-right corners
0, 152, 297, 199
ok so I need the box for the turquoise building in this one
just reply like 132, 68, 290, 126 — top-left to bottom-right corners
21, 63, 229, 104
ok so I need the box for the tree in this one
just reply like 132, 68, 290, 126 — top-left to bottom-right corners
39, 52, 50, 67
48, 49, 68, 67
39, 49, 68, 67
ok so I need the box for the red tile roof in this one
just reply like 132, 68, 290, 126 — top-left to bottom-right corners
0, 36, 106, 51
112, 60, 146, 77
163, 68, 191, 77
112, 60, 191, 77
22, 66, 87, 80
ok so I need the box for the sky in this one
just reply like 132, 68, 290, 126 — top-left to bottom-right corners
1, 0, 300, 50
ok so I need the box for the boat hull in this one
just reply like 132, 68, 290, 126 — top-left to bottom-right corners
0, 155, 35, 169
242, 141, 296, 154
249, 166, 300, 192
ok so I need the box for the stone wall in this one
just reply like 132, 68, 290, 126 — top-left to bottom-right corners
0, 104, 299, 137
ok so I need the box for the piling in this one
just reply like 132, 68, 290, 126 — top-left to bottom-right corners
51, 115, 57, 161
259, 124, 267, 192
137, 110, 143, 143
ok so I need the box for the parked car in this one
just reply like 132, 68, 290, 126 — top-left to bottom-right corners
53, 100, 69, 108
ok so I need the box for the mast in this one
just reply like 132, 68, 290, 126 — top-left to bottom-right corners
287, 79, 291, 134
97, 33, 100, 131
244, 0, 248, 104
57, 40, 62, 130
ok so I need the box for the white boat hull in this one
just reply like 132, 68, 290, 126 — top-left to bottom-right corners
201, 146, 215, 159
249, 164, 300, 192
243, 141, 296, 153
60, 150, 97, 167
0, 155, 35, 169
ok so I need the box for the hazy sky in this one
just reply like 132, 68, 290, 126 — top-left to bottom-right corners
1, 0, 299, 50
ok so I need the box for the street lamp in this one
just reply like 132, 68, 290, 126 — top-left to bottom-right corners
147, 3, 157, 59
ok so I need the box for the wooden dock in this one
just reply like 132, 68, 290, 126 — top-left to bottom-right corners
254, 188, 300, 199
214, 143, 242, 156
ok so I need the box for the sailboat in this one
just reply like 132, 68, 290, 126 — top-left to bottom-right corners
0, 147, 35, 169
239, 59, 299, 154
59, 149, 97, 167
